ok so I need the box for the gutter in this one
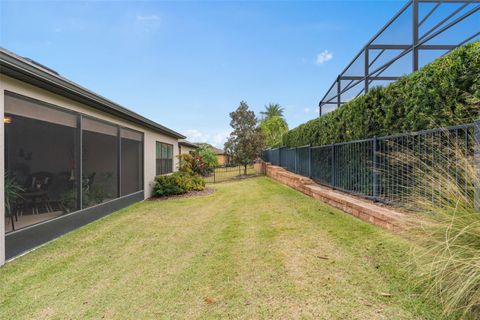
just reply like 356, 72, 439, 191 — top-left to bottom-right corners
178, 140, 198, 148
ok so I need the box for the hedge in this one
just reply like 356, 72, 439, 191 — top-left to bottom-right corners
283, 42, 480, 147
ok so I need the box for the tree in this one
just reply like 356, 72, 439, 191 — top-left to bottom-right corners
225, 101, 264, 174
260, 115, 288, 148
260, 103, 284, 120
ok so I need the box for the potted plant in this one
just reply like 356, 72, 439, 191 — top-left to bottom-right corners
4, 172, 23, 228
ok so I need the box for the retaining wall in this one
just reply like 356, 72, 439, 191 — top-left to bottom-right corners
264, 163, 409, 232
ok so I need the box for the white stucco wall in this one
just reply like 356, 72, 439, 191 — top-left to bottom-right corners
0, 74, 180, 201
179, 145, 197, 155
144, 131, 179, 194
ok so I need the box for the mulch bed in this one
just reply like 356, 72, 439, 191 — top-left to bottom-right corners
232, 174, 259, 180
211, 174, 261, 183
148, 187, 215, 201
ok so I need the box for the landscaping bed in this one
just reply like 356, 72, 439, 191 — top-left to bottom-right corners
148, 187, 215, 201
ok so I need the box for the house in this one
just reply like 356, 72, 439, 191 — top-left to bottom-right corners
0, 48, 186, 264
195, 143, 230, 166
178, 139, 198, 155
212, 147, 230, 166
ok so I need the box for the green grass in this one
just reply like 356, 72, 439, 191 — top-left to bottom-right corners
205, 165, 257, 183
0, 177, 447, 319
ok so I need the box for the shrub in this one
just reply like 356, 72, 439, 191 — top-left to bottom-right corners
153, 173, 188, 197
178, 154, 195, 175
178, 153, 209, 176
153, 172, 205, 197
283, 42, 480, 147
194, 144, 219, 173
190, 174, 206, 191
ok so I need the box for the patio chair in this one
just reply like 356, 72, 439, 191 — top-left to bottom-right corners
19, 172, 54, 215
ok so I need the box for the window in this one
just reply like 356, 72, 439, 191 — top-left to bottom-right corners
4, 94, 79, 232
121, 128, 143, 196
156, 142, 173, 175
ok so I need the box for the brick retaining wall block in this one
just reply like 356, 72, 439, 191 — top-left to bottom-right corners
263, 163, 409, 232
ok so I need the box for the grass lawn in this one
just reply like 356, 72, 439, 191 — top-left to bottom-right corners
0, 177, 446, 319
204, 165, 257, 183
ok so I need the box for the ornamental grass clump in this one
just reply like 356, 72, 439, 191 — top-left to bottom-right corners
414, 208, 480, 318
387, 128, 480, 318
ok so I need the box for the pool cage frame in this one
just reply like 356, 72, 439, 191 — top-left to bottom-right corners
318, 0, 480, 116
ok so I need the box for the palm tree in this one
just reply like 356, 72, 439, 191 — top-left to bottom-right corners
260, 103, 284, 120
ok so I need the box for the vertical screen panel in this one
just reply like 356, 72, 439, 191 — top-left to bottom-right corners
4, 94, 79, 233
121, 128, 143, 196
3, 93, 147, 235
82, 117, 119, 207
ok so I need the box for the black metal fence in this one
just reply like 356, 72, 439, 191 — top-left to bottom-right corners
263, 121, 480, 209
204, 164, 260, 184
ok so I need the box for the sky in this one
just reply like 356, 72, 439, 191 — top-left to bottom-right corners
0, 0, 408, 147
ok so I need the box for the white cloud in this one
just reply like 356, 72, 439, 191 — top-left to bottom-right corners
183, 129, 230, 149
303, 107, 310, 113
136, 14, 160, 21
316, 50, 333, 65
135, 14, 161, 32
183, 129, 204, 141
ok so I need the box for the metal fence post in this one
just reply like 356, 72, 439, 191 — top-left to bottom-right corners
308, 145, 312, 178
279, 147, 283, 167
475, 120, 480, 210
373, 136, 379, 199
331, 144, 335, 187
293, 147, 298, 173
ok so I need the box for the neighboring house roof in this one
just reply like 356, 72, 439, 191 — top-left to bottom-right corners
0, 47, 186, 139
194, 142, 226, 155
178, 140, 198, 149
211, 147, 226, 155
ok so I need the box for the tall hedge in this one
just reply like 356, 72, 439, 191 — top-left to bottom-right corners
283, 42, 480, 147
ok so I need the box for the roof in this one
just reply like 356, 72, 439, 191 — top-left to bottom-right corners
187, 142, 225, 155
211, 147, 225, 155
317, 0, 479, 116
178, 140, 198, 148
0, 47, 186, 139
